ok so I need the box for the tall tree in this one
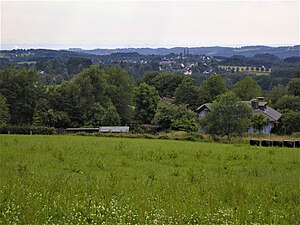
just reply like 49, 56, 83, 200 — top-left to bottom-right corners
266, 85, 287, 107
174, 79, 202, 110
233, 76, 261, 100
43, 109, 70, 128
200, 92, 251, 139
133, 82, 160, 124
287, 78, 300, 96
274, 95, 300, 112
153, 103, 199, 132
84, 102, 120, 127
105, 66, 134, 124
0, 66, 41, 124
142, 72, 187, 97
281, 111, 300, 135
57, 65, 108, 127
200, 75, 227, 102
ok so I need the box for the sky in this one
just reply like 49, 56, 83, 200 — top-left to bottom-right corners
1, 0, 299, 50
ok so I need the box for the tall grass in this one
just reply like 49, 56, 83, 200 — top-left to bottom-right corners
0, 135, 299, 224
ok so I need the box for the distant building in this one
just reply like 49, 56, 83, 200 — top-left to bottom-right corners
183, 47, 189, 57
99, 126, 129, 133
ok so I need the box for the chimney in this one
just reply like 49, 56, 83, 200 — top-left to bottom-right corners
257, 97, 264, 102
251, 99, 259, 110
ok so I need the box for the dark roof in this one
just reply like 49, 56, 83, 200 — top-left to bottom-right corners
196, 103, 212, 112
197, 101, 281, 122
245, 101, 282, 121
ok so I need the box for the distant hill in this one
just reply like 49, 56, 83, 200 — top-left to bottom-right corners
0, 49, 99, 63
69, 45, 300, 59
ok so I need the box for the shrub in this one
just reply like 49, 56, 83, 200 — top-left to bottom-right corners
158, 135, 171, 140
0, 125, 55, 135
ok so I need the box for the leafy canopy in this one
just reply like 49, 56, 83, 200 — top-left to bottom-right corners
200, 92, 251, 139
133, 82, 160, 124
153, 103, 199, 132
233, 76, 261, 101
250, 114, 269, 134
200, 75, 227, 103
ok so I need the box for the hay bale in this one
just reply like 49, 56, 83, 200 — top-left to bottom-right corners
283, 140, 294, 148
250, 139, 260, 146
261, 139, 272, 147
272, 140, 283, 147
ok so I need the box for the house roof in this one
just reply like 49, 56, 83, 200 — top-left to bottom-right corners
196, 103, 212, 112
197, 101, 282, 122
245, 101, 282, 122
161, 97, 175, 104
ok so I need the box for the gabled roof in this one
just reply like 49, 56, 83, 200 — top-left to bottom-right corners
197, 101, 282, 122
196, 103, 212, 112
245, 101, 282, 122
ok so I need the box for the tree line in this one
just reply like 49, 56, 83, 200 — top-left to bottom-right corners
0, 65, 299, 136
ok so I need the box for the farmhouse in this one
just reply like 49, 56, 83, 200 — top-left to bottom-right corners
197, 97, 282, 134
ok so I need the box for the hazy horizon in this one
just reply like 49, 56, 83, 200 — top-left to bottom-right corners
1, 43, 299, 51
1, 0, 299, 50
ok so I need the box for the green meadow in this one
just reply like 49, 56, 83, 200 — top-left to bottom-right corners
0, 135, 299, 224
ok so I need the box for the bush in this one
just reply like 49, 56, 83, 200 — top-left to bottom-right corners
142, 134, 155, 139
291, 132, 300, 138
0, 125, 55, 135
158, 135, 171, 140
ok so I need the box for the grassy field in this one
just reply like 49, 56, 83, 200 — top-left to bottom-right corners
0, 135, 299, 224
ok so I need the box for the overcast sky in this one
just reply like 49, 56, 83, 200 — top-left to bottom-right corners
1, 0, 299, 49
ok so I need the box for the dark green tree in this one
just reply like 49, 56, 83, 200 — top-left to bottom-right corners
200, 92, 251, 139
0, 66, 41, 124
233, 76, 261, 100
66, 57, 92, 75
0, 95, 10, 126
56, 81, 82, 127
43, 109, 70, 128
287, 78, 300, 96
274, 95, 300, 112
174, 79, 202, 110
266, 85, 287, 107
142, 72, 187, 97
200, 75, 227, 102
84, 102, 120, 127
32, 108, 43, 127
105, 66, 134, 124
133, 82, 160, 124
152, 103, 199, 132
56, 65, 108, 127
250, 114, 269, 134
281, 111, 300, 135
170, 115, 199, 132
